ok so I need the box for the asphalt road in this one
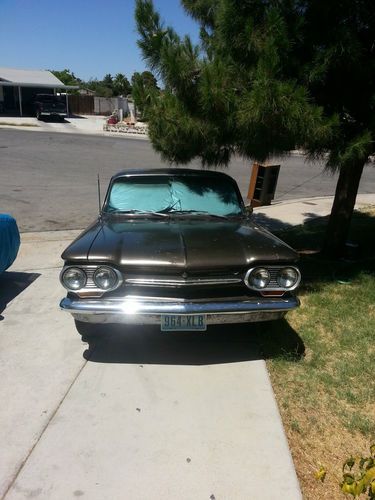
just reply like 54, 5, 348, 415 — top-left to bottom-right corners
1, 129, 375, 232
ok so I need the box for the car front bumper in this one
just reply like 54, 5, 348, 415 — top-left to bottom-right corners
60, 295, 299, 325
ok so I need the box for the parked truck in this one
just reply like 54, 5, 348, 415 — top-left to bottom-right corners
33, 94, 67, 120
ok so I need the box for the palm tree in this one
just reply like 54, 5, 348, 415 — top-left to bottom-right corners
114, 73, 131, 96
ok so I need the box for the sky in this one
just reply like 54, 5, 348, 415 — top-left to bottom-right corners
0, 0, 200, 81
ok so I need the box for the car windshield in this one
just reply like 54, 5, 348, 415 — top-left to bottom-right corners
104, 175, 243, 217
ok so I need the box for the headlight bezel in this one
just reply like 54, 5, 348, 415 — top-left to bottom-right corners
244, 265, 301, 291
60, 265, 123, 293
93, 266, 121, 291
276, 267, 300, 289
245, 267, 271, 290
60, 266, 87, 291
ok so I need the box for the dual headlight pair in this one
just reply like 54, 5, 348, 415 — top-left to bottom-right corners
245, 267, 300, 291
61, 266, 120, 291
61, 265, 300, 293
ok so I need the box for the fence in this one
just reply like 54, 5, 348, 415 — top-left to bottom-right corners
68, 95, 94, 115
68, 95, 129, 116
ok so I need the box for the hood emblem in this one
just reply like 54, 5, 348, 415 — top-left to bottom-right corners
182, 272, 188, 279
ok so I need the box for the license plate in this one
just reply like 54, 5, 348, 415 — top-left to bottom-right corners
161, 314, 207, 332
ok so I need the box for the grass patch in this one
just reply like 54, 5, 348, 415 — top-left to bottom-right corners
261, 207, 375, 499
0, 122, 39, 127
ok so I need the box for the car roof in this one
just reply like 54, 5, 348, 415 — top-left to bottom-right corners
111, 168, 235, 181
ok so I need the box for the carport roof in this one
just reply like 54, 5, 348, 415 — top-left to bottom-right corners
0, 67, 78, 89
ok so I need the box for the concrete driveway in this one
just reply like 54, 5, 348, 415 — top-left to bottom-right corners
0, 231, 302, 500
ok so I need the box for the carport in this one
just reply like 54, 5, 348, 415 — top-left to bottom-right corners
0, 67, 78, 117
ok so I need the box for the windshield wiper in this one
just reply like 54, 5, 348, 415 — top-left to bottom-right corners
106, 209, 169, 218
165, 210, 230, 219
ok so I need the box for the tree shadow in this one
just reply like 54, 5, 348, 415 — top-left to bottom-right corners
252, 212, 293, 231
274, 209, 375, 290
0, 271, 40, 320
83, 318, 304, 366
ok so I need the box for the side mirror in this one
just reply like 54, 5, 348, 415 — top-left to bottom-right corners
245, 204, 253, 217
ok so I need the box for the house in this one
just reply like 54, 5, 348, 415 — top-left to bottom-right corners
0, 67, 78, 116
78, 88, 95, 96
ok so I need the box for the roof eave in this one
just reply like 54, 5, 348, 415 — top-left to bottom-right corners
0, 82, 79, 89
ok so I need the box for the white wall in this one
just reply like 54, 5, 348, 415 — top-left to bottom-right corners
94, 96, 129, 115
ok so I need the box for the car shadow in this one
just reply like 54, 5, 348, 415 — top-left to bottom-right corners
0, 271, 40, 320
38, 115, 67, 123
83, 319, 304, 366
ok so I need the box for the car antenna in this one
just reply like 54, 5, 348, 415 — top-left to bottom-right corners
97, 173, 102, 215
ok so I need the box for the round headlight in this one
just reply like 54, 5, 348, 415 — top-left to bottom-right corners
93, 266, 118, 290
247, 268, 271, 289
61, 267, 86, 290
277, 267, 299, 289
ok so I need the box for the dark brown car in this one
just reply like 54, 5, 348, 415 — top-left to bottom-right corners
60, 169, 300, 335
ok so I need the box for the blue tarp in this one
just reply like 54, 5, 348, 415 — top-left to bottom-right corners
0, 214, 20, 273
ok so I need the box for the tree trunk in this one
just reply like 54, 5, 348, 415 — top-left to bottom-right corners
322, 160, 365, 258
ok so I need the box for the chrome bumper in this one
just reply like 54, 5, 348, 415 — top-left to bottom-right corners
41, 112, 66, 116
60, 295, 299, 325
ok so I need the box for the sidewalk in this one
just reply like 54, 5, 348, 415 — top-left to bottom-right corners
0, 115, 148, 140
253, 193, 375, 231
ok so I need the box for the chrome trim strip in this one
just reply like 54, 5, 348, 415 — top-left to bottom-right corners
124, 277, 242, 286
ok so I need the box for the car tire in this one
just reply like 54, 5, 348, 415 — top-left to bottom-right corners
74, 320, 101, 341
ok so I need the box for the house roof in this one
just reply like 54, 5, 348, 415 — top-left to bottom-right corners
0, 67, 78, 89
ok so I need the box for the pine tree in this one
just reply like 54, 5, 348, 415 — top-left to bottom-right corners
135, 0, 375, 258
131, 71, 159, 119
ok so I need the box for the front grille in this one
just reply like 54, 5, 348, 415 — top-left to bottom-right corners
81, 266, 98, 289
268, 267, 283, 288
124, 275, 242, 287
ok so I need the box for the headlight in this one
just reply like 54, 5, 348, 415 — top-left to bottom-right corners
61, 267, 86, 290
93, 266, 118, 290
246, 268, 270, 289
277, 267, 299, 289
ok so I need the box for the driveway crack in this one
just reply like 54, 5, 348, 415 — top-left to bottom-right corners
1, 354, 92, 499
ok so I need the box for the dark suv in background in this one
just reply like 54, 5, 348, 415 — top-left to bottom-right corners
33, 94, 67, 120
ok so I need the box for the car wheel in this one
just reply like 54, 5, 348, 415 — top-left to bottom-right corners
74, 320, 101, 341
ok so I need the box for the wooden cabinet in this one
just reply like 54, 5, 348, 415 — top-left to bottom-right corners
247, 163, 280, 206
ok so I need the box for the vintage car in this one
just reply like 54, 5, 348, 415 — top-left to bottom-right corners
59, 169, 300, 335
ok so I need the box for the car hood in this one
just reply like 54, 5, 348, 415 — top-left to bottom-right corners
62, 217, 298, 270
